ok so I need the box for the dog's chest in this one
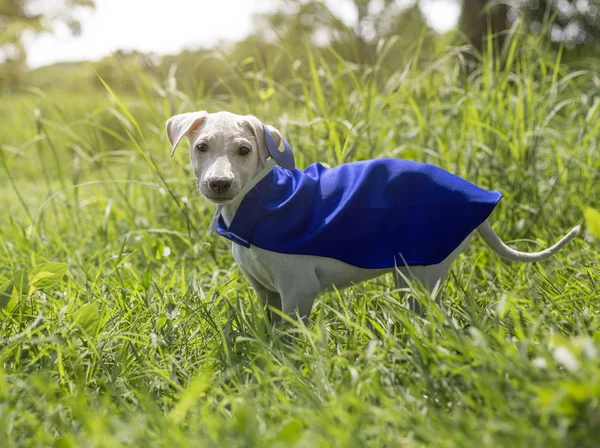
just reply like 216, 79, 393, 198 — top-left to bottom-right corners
231, 244, 278, 290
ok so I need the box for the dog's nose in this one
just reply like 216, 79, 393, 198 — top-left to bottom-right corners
209, 178, 232, 194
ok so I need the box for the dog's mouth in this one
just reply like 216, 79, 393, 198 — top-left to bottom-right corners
204, 195, 235, 204
197, 182, 237, 204
196, 178, 242, 204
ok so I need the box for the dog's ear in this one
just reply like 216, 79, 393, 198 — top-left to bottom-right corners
242, 116, 282, 160
166, 110, 208, 157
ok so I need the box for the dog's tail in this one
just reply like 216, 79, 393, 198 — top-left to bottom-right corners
477, 221, 580, 263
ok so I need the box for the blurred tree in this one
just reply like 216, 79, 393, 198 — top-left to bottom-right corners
459, 0, 508, 54
257, 0, 431, 63
459, 0, 600, 59
0, 0, 94, 89
521, 0, 600, 48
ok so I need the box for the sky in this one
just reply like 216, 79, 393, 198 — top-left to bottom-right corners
25, 0, 461, 69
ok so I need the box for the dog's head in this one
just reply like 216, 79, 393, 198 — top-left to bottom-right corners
166, 111, 281, 203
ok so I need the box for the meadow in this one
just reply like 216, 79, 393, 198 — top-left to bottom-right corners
1, 33, 599, 447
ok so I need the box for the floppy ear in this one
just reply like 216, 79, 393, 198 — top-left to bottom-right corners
242, 116, 282, 159
166, 110, 208, 157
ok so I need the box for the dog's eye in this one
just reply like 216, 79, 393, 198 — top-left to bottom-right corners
195, 142, 208, 152
238, 146, 250, 156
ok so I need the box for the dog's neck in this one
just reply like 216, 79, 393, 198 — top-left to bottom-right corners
220, 202, 239, 227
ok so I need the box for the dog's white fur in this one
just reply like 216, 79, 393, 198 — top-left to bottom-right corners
167, 111, 580, 320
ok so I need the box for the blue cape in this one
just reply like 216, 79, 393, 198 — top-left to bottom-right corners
216, 159, 502, 269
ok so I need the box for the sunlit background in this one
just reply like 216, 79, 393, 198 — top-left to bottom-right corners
2, 0, 598, 95
23, 0, 462, 68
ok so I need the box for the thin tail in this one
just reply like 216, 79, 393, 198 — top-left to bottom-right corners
477, 221, 580, 263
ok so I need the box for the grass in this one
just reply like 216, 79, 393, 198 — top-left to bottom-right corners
1, 32, 599, 447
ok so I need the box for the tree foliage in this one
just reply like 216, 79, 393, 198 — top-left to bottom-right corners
0, 0, 94, 58
459, 0, 600, 60
521, 0, 600, 47
2, 0, 600, 93
0, 0, 94, 89
256, 0, 433, 63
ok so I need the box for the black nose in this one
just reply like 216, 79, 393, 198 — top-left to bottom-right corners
209, 178, 232, 194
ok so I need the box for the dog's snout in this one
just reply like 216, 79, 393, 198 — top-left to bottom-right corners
209, 178, 232, 194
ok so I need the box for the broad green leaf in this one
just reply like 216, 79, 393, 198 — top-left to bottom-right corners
276, 419, 304, 444
54, 436, 76, 448
29, 262, 69, 292
584, 206, 600, 238
72, 302, 100, 334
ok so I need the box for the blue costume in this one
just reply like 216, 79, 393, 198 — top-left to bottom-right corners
214, 127, 502, 269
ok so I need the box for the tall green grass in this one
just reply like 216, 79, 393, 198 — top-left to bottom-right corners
1, 30, 599, 447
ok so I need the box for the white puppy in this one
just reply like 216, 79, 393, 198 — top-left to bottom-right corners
167, 110, 580, 320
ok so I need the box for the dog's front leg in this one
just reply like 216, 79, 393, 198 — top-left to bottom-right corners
249, 276, 316, 323
238, 249, 324, 322
275, 264, 323, 322
238, 266, 283, 322
252, 283, 283, 323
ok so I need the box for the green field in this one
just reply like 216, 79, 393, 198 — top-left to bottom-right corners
1, 36, 599, 447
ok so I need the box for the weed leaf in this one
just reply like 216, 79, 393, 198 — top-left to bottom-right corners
72, 302, 100, 335
29, 262, 69, 292
584, 207, 600, 238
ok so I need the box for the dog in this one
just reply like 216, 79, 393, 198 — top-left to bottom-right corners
166, 110, 580, 321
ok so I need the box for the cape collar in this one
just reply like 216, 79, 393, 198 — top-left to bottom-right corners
208, 124, 295, 236
208, 158, 277, 233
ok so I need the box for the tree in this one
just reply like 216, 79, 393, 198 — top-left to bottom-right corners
522, 0, 600, 48
459, 0, 600, 61
256, 0, 431, 64
459, 0, 508, 54
0, 0, 95, 89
